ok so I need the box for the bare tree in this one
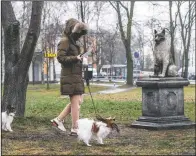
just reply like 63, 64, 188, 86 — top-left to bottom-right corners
80, 1, 87, 52
92, 2, 105, 74
169, 1, 179, 64
131, 22, 146, 70
41, 2, 47, 84
74, 1, 95, 23
89, 28, 125, 72
103, 31, 118, 76
40, 2, 66, 87
1, 27, 5, 86
144, 54, 153, 71
176, 1, 195, 78
110, 1, 135, 85
1, 1, 44, 116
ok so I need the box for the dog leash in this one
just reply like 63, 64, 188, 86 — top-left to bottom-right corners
86, 81, 120, 134
86, 84, 98, 115
86, 82, 104, 120
80, 47, 92, 57
82, 39, 102, 118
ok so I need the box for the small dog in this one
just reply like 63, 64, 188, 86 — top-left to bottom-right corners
2, 105, 16, 132
77, 116, 120, 146
153, 29, 177, 77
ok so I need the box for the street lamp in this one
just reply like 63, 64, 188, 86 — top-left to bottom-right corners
32, 52, 40, 85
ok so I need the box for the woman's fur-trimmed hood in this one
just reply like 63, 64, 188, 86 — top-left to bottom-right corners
64, 18, 88, 35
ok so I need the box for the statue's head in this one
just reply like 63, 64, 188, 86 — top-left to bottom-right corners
154, 29, 165, 44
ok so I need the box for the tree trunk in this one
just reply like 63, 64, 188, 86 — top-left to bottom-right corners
1, 25, 5, 85
80, 1, 87, 52
181, 52, 185, 77
111, 1, 135, 85
1, 1, 44, 116
2, 21, 29, 115
125, 42, 133, 85
41, 50, 45, 84
46, 58, 50, 89
169, 1, 175, 64
184, 49, 189, 78
184, 1, 193, 79
32, 61, 35, 85
52, 58, 56, 82
177, 1, 194, 78
3, 65, 29, 116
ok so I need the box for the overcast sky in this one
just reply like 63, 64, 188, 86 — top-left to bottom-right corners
13, 1, 188, 28
13, 1, 195, 59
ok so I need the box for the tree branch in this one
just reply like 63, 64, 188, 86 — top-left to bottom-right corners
1, 1, 17, 28
116, 2, 126, 43
186, 0, 193, 54
174, 11, 179, 29
109, 1, 118, 12
127, 1, 135, 44
183, 10, 189, 26
19, 1, 44, 73
119, 1, 130, 19
2, 1, 20, 67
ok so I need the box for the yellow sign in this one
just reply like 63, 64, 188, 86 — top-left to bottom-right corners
44, 53, 57, 58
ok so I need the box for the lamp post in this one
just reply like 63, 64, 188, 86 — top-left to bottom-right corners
44, 49, 57, 90
83, 57, 90, 86
41, 50, 45, 84
32, 58, 35, 85
32, 53, 39, 85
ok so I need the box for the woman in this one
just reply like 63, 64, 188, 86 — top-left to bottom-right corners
51, 18, 88, 135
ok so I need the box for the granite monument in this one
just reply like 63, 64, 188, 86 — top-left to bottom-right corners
131, 29, 195, 130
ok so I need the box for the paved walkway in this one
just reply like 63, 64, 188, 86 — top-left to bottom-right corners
90, 83, 121, 87
89, 82, 136, 94
97, 86, 136, 94
189, 80, 195, 85
59, 83, 136, 98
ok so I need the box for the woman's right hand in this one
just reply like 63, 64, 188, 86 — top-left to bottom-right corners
77, 54, 83, 61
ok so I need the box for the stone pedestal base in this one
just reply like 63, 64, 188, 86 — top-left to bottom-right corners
131, 77, 195, 130
131, 116, 195, 130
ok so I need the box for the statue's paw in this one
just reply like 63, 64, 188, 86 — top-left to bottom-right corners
158, 74, 165, 78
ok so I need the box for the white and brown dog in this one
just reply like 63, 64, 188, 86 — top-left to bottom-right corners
77, 116, 119, 146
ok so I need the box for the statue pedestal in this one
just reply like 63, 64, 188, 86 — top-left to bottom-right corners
131, 77, 195, 130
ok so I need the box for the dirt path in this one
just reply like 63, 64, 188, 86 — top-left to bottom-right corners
2, 123, 195, 155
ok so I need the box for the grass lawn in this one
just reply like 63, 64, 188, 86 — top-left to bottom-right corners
1, 84, 195, 155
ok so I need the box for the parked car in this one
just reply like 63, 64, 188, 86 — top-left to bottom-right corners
90, 69, 105, 78
189, 74, 196, 80
140, 71, 154, 78
178, 67, 195, 79
133, 70, 154, 79
100, 71, 107, 76
133, 70, 141, 79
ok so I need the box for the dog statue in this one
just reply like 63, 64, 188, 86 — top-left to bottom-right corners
153, 29, 178, 77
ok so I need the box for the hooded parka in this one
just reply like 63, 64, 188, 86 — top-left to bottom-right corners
57, 18, 88, 95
